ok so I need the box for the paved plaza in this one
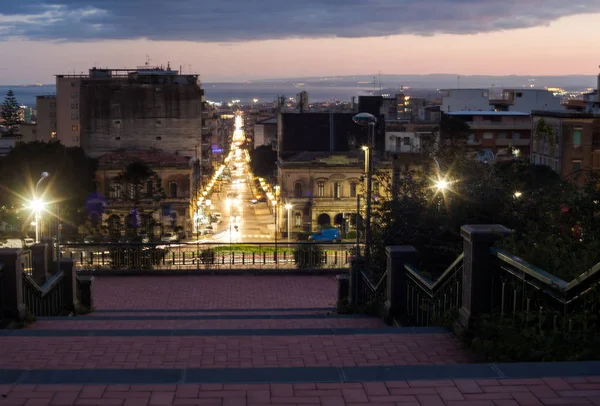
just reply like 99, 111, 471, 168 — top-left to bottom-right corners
0, 275, 599, 405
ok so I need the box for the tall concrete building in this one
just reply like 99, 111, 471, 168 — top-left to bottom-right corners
35, 95, 57, 142
440, 88, 564, 114
54, 66, 206, 160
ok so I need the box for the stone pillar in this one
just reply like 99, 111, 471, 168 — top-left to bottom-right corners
31, 243, 49, 285
60, 259, 78, 312
383, 246, 417, 325
0, 249, 27, 320
458, 225, 512, 329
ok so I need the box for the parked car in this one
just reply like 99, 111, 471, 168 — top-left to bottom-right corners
308, 228, 341, 243
161, 233, 179, 243
83, 235, 96, 244
24, 238, 35, 247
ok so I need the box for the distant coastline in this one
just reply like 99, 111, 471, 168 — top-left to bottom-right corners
2, 73, 597, 108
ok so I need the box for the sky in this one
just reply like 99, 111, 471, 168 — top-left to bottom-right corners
1, 0, 599, 84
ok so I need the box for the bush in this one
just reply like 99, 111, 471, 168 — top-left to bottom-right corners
294, 244, 325, 268
199, 248, 216, 265
346, 230, 357, 240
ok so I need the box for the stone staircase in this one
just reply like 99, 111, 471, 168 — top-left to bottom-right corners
1, 275, 599, 405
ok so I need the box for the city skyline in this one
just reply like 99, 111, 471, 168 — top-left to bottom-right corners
0, 1, 599, 84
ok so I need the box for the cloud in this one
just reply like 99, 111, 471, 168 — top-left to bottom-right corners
1, 0, 599, 42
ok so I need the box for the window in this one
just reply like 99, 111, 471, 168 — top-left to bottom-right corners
334, 182, 341, 199
111, 182, 121, 198
512, 132, 521, 140
573, 129, 582, 147
317, 182, 325, 197
71, 91, 78, 98
72, 125, 79, 131
497, 132, 508, 139
70, 82, 76, 88
373, 181, 380, 196
169, 182, 178, 198
128, 183, 135, 200
156, 136, 162, 140
115, 136, 121, 141
71, 103, 78, 109
573, 160, 582, 172
403, 137, 411, 145
294, 181, 303, 198
294, 212, 302, 227
71, 136, 79, 143
50, 131, 57, 139
483, 132, 493, 139
71, 113, 79, 120
350, 183, 357, 198
146, 181, 153, 198
112, 104, 121, 116
516, 92, 523, 97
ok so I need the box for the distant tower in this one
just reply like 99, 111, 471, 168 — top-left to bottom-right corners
296, 91, 308, 113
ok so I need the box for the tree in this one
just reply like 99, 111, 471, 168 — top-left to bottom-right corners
1, 90, 21, 136
249, 145, 277, 178
0, 141, 97, 238
438, 113, 471, 151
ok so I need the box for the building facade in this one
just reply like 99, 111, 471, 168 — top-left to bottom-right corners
254, 117, 278, 148
35, 95, 57, 142
531, 111, 600, 184
447, 111, 532, 159
95, 150, 193, 239
441, 88, 564, 114
277, 151, 391, 235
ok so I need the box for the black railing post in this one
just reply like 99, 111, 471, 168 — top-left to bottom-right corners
383, 246, 417, 325
458, 225, 512, 331
60, 258, 77, 313
0, 249, 27, 321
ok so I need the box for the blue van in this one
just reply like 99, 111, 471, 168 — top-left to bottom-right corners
308, 228, 341, 243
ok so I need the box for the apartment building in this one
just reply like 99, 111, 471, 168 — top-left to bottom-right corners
34, 95, 57, 142
441, 88, 563, 114
531, 111, 600, 184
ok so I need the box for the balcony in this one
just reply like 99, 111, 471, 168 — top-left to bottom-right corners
466, 121, 530, 130
387, 145, 421, 154
495, 138, 530, 147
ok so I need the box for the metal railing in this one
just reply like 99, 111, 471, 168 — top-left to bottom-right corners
22, 271, 67, 317
59, 242, 354, 272
358, 268, 388, 315
402, 253, 464, 326
489, 248, 600, 333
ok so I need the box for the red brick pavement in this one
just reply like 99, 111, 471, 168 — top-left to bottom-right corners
0, 334, 469, 369
1, 378, 599, 405
91, 276, 338, 310
28, 318, 387, 330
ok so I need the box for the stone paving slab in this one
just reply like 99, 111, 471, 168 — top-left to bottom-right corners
87, 307, 336, 317
0, 334, 469, 369
36, 314, 379, 321
1, 377, 599, 405
91, 276, 338, 310
27, 318, 388, 330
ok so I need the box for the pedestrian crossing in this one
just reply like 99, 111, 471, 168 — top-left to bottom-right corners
242, 234, 271, 239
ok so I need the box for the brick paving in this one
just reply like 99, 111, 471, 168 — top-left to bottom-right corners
1, 378, 599, 405
27, 317, 387, 330
91, 276, 338, 310
2, 276, 599, 405
0, 333, 469, 369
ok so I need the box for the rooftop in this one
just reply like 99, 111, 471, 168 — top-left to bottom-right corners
447, 111, 530, 116
531, 110, 600, 119
256, 117, 278, 125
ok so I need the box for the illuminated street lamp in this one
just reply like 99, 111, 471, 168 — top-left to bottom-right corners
32, 171, 49, 243
434, 178, 450, 191
353, 112, 377, 263
514, 191, 522, 198
284, 204, 293, 244
361, 145, 369, 173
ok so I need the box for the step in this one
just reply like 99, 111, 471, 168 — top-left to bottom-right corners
28, 317, 387, 330
1, 370, 599, 405
0, 331, 468, 369
85, 307, 337, 317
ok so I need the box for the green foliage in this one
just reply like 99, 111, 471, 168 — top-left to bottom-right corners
249, 145, 277, 179
467, 311, 600, 362
346, 230, 357, 239
534, 118, 557, 155
113, 161, 164, 205
1, 90, 21, 136
294, 243, 325, 268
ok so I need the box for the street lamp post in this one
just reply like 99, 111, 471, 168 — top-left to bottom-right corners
34, 172, 49, 243
285, 204, 293, 244
353, 113, 377, 263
